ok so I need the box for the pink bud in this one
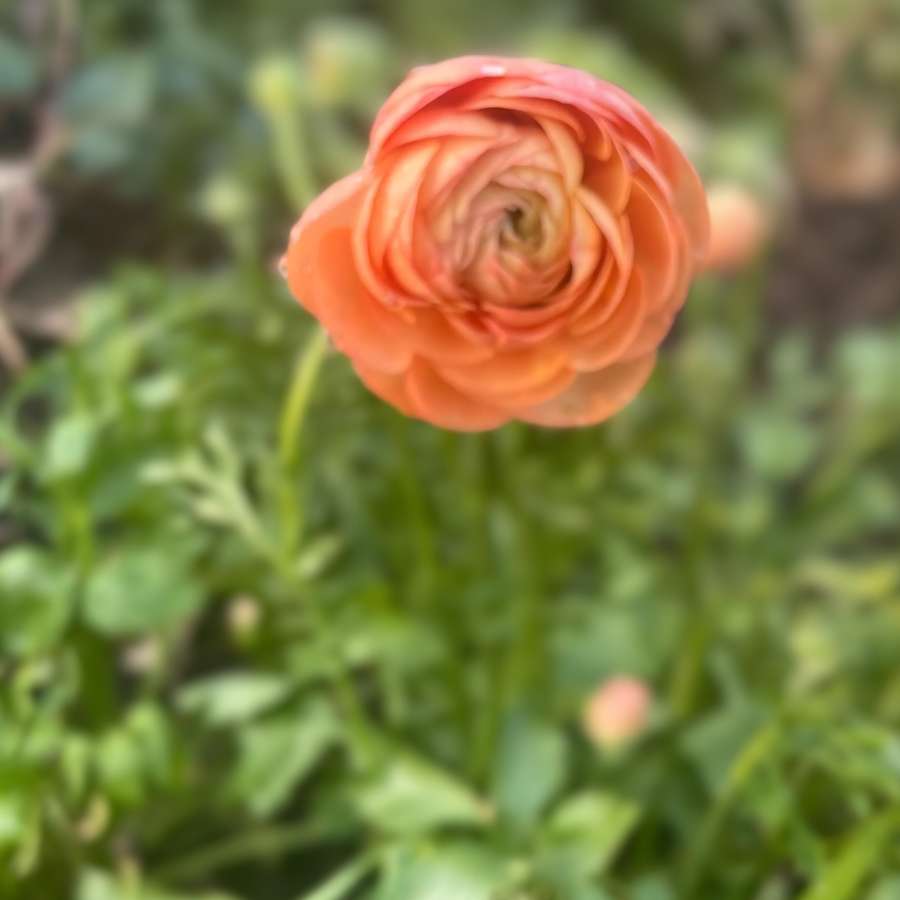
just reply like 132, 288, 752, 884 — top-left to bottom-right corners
582, 676, 651, 750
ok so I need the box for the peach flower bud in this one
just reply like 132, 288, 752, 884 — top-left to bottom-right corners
285, 56, 710, 431
582, 676, 651, 750
704, 182, 768, 273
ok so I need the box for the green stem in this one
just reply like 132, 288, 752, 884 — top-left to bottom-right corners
291, 851, 379, 900
300, 577, 376, 768
156, 822, 334, 884
680, 722, 781, 893
250, 56, 317, 211
275, 327, 375, 767
271, 111, 318, 213
497, 432, 543, 707
278, 326, 328, 473
278, 327, 328, 560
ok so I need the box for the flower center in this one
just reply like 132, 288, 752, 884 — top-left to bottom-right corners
500, 204, 543, 253
456, 178, 571, 309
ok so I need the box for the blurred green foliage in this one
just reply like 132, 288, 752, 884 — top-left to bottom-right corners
3, 0, 900, 899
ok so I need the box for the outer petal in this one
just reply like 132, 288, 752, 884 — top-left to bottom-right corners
287, 171, 368, 316
404, 359, 511, 431
626, 178, 678, 313
619, 312, 673, 361
286, 173, 413, 375
518, 354, 656, 427
353, 363, 416, 416
395, 307, 496, 365
566, 272, 648, 371
367, 57, 534, 161
437, 344, 568, 396
657, 130, 711, 270
490, 367, 577, 411
368, 56, 654, 162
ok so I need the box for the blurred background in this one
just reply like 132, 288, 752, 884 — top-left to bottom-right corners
3, 1, 900, 898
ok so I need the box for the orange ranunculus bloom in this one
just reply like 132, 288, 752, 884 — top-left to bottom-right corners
285, 56, 710, 431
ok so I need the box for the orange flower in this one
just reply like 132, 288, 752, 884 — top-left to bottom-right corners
285, 57, 709, 430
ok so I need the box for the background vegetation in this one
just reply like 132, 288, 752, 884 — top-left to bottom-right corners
2, 1, 900, 898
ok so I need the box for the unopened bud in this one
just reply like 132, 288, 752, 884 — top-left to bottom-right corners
197, 172, 254, 229
705, 182, 769, 273
249, 57, 301, 115
582, 676, 651, 751
304, 19, 392, 112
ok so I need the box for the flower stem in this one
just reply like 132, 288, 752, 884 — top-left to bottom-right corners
278, 325, 328, 473
275, 326, 375, 766
277, 326, 327, 564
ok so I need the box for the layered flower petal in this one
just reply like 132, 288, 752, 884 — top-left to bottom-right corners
404, 360, 510, 431
519, 354, 657, 427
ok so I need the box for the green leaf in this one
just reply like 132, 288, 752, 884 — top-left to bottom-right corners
229, 701, 337, 818
0, 795, 30, 851
553, 595, 680, 691
628, 874, 677, 900
83, 548, 204, 635
357, 752, 493, 835
798, 809, 900, 900
43, 414, 98, 480
96, 728, 148, 807
293, 854, 376, 900
869, 876, 900, 900
177, 672, 290, 727
836, 331, 900, 408
133, 373, 183, 409
680, 705, 767, 795
539, 791, 641, 880
0, 546, 76, 656
491, 711, 567, 832
375, 843, 509, 900
738, 407, 819, 482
